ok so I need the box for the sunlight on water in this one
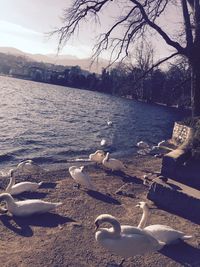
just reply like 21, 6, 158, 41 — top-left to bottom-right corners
0, 75, 187, 170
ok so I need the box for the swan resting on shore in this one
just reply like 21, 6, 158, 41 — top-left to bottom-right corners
14, 160, 46, 175
95, 214, 164, 263
136, 201, 192, 244
102, 152, 125, 171
5, 169, 43, 195
69, 165, 95, 190
89, 150, 105, 163
136, 141, 149, 149
0, 193, 62, 217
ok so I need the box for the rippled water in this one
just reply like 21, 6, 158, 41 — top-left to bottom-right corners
0, 75, 188, 170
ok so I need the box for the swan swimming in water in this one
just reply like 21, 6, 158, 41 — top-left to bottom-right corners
0, 193, 62, 217
69, 165, 95, 190
95, 214, 164, 264
136, 201, 192, 244
107, 120, 113, 126
89, 150, 105, 163
102, 152, 125, 171
5, 169, 43, 195
100, 138, 107, 146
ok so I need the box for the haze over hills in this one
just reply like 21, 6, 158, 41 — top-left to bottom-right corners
0, 47, 109, 73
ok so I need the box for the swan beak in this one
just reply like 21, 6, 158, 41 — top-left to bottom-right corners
94, 220, 99, 230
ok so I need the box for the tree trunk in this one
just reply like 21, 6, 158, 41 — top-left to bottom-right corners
190, 56, 200, 116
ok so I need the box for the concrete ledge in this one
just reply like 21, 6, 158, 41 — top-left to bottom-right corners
147, 177, 200, 223
161, 149, 191, 176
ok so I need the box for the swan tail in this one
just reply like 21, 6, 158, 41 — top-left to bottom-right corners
38, 181, 43, 187
182, 235, 193, 240
158, 241, 166, 249
55, 202, 63, 207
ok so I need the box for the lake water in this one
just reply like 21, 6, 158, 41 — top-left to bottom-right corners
0, 75, 188, 171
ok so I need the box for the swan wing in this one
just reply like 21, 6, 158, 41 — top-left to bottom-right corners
10, 181, 41, 195
100, 231, 162, 258
70, 168, 94, 189
144, 224, 189, 244
12, 199, 62, 216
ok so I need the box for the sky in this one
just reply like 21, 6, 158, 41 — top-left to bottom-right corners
0, 0, 183, 60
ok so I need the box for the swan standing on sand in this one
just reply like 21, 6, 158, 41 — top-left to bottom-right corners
136, 202, 192, 244
5, 169, 43, 195
95, 214, 164, 265
0, 193, 62, 217
89, 150, 105, 163
102, 152, 125, 171
69, 166, 95, 190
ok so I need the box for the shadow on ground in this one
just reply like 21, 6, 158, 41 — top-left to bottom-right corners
0, 213, 75, 237
87, 190, 121, 205
160, 241, 200, 266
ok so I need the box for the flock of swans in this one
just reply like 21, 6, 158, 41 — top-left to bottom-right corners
0, 124, 193, 266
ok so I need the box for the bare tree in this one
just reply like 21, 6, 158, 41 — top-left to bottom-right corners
53, 0, 200, 116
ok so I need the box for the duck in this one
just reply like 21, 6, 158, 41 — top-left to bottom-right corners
0, 193, 62, 217
102, 152, 125, 171
95, 214, 164, 263
14, 160, 45, 175
136, 201, 192, 244
69, 165, 95, 190
5, 169, 43, 195
89, 150, 105, 163
136, 141, 149, 149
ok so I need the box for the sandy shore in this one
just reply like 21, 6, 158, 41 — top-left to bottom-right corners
0, 154, 199, 267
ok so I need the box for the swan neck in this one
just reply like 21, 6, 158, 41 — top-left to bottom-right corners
6, 176, 15, 192
0, 194, 16, 208
110, 220, 121, 236
98, 216, 121, 237
138, 206, 149, 228
105, 153, 109, 161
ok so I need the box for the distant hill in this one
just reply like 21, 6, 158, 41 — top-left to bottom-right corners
0, 47, 109, 73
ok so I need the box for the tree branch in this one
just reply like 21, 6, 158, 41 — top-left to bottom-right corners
133, 52, 179, 84
130, 0, 186, 55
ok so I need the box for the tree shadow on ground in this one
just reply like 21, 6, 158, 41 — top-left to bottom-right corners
0, 213, 75, 237
87, 190, 121, 205
160, 241, 200, 266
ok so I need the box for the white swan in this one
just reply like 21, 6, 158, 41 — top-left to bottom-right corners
89, 150, 105, 163
5, 169, 43, 195
69, 165, 94, 190
107, 120, 113, 126
15, 160, 45, 175
136, 202, 192, 244
136, 141, 149, 149
0, 193, 62, 217
102, 152, 125, 171
95, 214, 164, 260
100, 139, 107, 146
